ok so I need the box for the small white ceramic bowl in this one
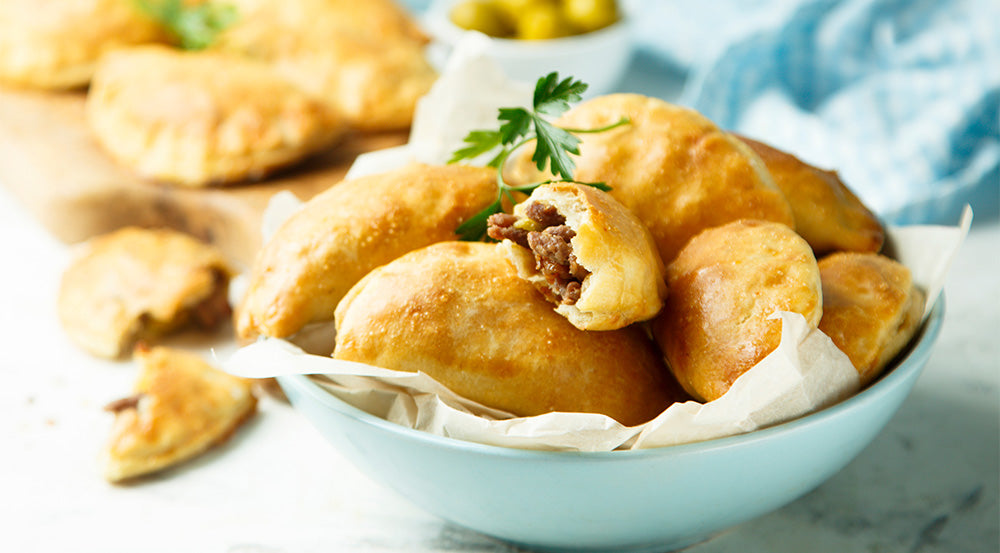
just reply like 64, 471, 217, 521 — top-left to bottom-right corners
423, 1, 633, 96
278, 298, 945, 553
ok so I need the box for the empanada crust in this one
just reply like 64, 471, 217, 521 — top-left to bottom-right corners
86, 46, 346, 187
0, 0, 163, 89
818, 252, 923, 385
236, 163, 498, 341
58, 227, 232, 358
215, 0, 435, 131
102, 346, 257, 483
653, 220, 822, 402
501, 182, 666, 330
739, 136, 884, 256
510, 94, 794, 263
334, 241, 682, 426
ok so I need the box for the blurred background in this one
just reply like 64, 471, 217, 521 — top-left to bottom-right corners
414, 0, 999, 227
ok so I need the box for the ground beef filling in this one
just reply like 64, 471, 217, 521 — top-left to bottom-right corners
191, 271, 232, 329
487, 203, 590, 305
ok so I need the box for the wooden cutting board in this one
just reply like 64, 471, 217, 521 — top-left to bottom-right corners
0, 88, 408, 267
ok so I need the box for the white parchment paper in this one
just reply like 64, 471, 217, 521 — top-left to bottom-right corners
223, 39, 971, 452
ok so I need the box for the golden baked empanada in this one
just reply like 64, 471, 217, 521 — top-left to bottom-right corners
487, 182, 666, 330
509, 94, 794, 263
235, 163, 498, 341
334, 241, 682, 426
215, 0, 435, 131
226, 0, 428, 46
86, 45, 346, 187
0, 0, 163, 89
653, 220, 823, 402
738, 136, 884, 256
102, 346, 257, 483
818, 252, 924, 386
58, 227, 232, 358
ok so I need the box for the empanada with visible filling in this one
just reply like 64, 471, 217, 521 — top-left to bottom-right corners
86, 45, 346, 187
0, 0, 163, 90
235, 163, 498, 341
738, 136, 884, 256
652, 220, 823, 402
487, 182, 666, 330
818, 252, 924, 386
334, 241, 683, 426
215, 0, 435, 131
508, 94, 794, 264
102, 346, 257, 483
58, 227, 232, 359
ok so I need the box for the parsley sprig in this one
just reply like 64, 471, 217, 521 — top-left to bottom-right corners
449, 72, 629, 241
135, 0, 239, 51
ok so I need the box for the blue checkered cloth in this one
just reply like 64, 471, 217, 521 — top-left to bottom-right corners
628, 0, 1000, 224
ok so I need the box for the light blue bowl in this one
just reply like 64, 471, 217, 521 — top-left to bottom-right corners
278, 298, 945, 553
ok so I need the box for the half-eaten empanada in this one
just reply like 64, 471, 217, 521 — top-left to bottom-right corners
818, 252, 924, 386
102, 346, 257, 483
652, 220, 823, 402
508, 94, 795, 264
58, 227, 232, 358
487, 182, 666, 330
334, 241, 683, 426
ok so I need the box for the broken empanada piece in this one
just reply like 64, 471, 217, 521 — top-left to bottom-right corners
488, 182, 666, 330
86, 45, 346, 187
102, 346, 257, 483
653, 220, 823, 402
818, 252, 924, 386
235, 163, 497, 342
0, 0, 163, 90
334, 241, 682, 426
738, 136, 884, 256
508, 94, 795, 264
58, 227, 233, 359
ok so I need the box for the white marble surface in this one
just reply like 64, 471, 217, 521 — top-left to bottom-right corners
2, 59, 998, 553
3, 180, 997, 553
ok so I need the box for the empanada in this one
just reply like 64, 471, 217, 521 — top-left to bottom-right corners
58, 227, 232, 358
509, 94, 794, 263
102, 346, 257, 483
215, 0, 435, 131
235, 163, 498, 341
487, 182, 666, 330
334, 241, 682, 426
86, 45, 346, 187
818, 252, 924, 386
652, 220, 823, 402
0, 0, 163, 90
738, 136, 884, 256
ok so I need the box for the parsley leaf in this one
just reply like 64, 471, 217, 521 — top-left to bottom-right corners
531, 115, 580, 180
533, 73, 588, 117
448, 130, 503, 165
449, 72, 629, 241
135, 0, 239, 51
498, 108, 532, 144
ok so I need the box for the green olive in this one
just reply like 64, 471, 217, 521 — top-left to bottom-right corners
515, 4, 573, 40
450, 0, 515, 37
561, 0, 619, 33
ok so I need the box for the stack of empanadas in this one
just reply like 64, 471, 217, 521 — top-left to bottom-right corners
2, 0, 435, 187
234, 88, 927, 424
